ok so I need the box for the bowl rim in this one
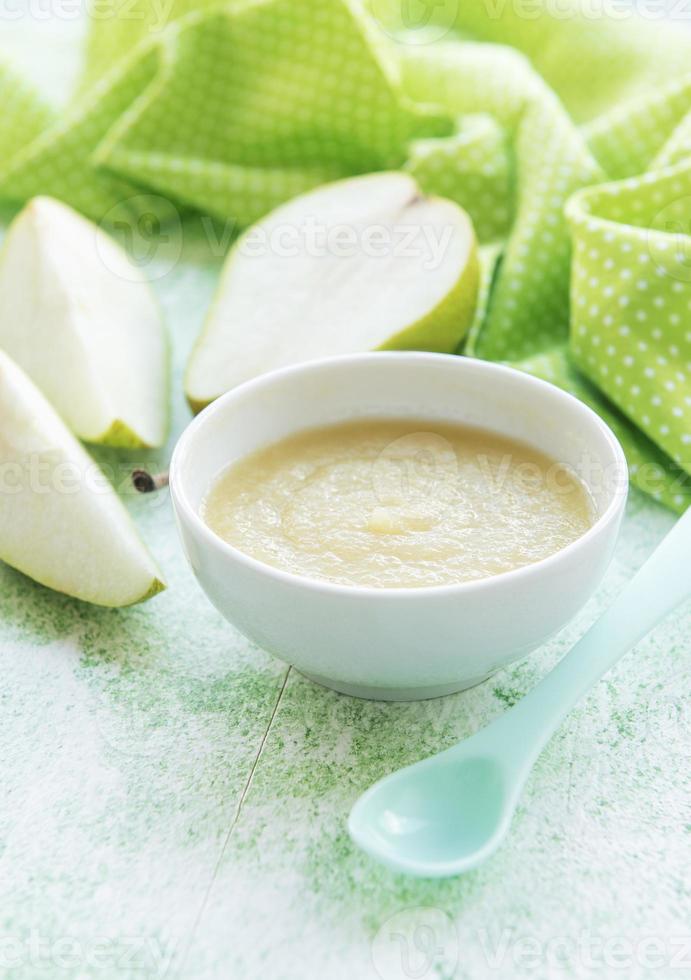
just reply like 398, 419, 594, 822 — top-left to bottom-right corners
170, 352, 629, 599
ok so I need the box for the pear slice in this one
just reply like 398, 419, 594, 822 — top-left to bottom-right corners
0, 350, 165, 606
0, 197, 168, 448
185, 172, 478, 412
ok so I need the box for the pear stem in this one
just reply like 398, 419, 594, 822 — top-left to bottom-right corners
132, 469, 169, 494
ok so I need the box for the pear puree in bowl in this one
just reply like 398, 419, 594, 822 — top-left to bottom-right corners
201, 419, 593, 589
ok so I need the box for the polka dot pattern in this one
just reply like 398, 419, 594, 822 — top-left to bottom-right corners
463, 244, 503, 356
371, 0, 691, 124
399, 42, 603, 361
80, 0, 220, 88
516, 347, 691, 513
567, 161, 691, 487
0, 47, 160, 221
94, 1, 447, 227
0, 60, 54, 172
585, 75, 691, 180
655, 110, 691, 170
406, 114, 513, 242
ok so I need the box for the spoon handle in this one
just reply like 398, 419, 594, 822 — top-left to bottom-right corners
491, 507, 691, 762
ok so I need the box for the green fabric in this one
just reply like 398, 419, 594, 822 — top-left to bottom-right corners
397, 41, 604, 359
0, 0, 689, 511
0, 59, 54, 162
515, 346, 691, 513
406, 114, 513, 244
0, 47, 159, 221
567, 165, 691, 493
92, 2, 448, 227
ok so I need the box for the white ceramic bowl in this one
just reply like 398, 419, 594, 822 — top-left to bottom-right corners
170, 353, 628, 701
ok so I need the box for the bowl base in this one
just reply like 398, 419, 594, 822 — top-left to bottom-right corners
299, 671, 492, 702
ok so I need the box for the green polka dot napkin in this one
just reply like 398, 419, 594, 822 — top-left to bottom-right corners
0, 0, 689, 510
567, 165, 691, 488
0, 59, 53, 164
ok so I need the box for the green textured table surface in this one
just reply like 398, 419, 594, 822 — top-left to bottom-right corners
1, 15, 690, 980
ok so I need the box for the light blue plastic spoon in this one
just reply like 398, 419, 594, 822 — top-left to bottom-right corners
349, 507, 691, 878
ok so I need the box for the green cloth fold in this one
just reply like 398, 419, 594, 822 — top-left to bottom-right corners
0, 0, 689, 510
0, 59, 54, 163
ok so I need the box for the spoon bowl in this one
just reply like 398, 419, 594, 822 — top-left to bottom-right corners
349, 746, 512, 876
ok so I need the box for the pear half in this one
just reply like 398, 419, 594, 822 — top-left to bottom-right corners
0, 350, 165, 606
0, 197, 168, 448
185, 173, 478, 412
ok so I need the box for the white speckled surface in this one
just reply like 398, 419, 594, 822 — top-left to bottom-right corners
0, 14, 689, 980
